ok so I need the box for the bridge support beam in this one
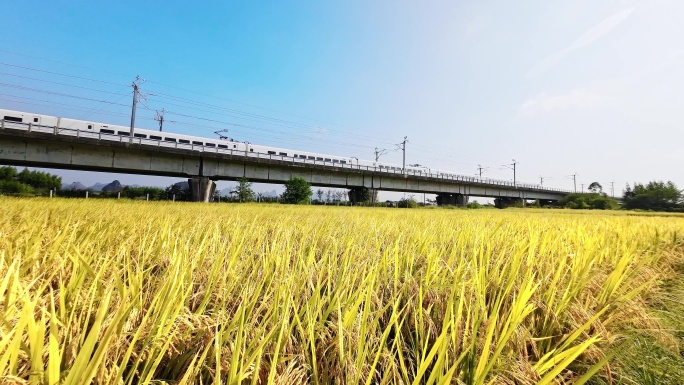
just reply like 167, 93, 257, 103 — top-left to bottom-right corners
188, 177, 216, 203
494, 197, 523, 209
436, 193, 469, 207
348, 186, 377, 205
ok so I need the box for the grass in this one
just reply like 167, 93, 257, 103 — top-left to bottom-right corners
0, 198, 683, 384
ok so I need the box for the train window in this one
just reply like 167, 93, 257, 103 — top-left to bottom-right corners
324, 158, 331, 162
267, 151, 276, 155
118, 131, 130, 136
101, 129, 115, 134
192, 141, 203, 145
300, 155, 307, 159
88, 125, 93, 129
340, 160, 346, 164
178, 139, 190, 144
3, 116, 22, 122
316, 157, 323, 161
218, 144, 228, 149
134, 133, 146, 138
233, 145, 237, 148
308, 156, 315, 160
33, 117, 39, 123
249, 149, 253, 152
279, 152, 287, 156
333, 159, 339, 163
205, 143, 215, 147
149, 135, 162, 140
165, 137, 177, 142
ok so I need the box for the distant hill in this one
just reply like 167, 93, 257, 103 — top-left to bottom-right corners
261, 189, 279, 197
102, 180, 124, 192
62, 182, 87, 191
88, 182, 107, 191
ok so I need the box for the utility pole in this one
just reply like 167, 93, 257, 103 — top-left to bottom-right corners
568, 173, 578, 193
539, 176, 548, 186
581, 183, 584, 193
611, 181, 615, 198
395, 137, 408, 175
374, 147, 388, 162
502, 159, 518, 186
129, 75, 142, 138
477, 164, 488, 178
154, 109, 166, 132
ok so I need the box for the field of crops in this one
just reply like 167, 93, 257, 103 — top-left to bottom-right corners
1, 198, 683, 384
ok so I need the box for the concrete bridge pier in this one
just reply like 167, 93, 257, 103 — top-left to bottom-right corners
436, 193, 469, 207
348, 187, 378, 204
188, 177, 216, 202
494, 197, 523, 209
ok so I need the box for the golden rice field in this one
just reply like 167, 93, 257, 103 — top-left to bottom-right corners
1, 198, 683, 384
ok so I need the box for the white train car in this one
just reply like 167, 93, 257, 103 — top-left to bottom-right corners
1, 108, 430, 174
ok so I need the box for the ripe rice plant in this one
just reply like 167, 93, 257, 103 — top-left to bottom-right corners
1, 198, 683, 384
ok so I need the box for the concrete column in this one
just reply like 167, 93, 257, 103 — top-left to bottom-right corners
348, 187, 374, 205
494, 197, 523, 209
436, 193, 469, 207
188, 177, 216, 203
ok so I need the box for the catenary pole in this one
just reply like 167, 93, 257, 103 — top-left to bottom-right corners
129, 76, 141, 139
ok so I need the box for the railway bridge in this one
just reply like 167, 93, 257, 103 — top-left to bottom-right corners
0, 120, 570, 206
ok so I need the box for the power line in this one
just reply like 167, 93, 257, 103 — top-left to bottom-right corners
0, 62, 128, 87
502, 159, 518, 186
374, 147, 388, 162
0, 60, 479, 165
0, 71, 129, 95
0, 82, 130, 107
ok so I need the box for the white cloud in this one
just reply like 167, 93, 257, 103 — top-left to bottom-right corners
527, 6, 637, 78
517, 89, 609, 117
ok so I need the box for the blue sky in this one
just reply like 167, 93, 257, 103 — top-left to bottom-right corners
1, 0, 683, 197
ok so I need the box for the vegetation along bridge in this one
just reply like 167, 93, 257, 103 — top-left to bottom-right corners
0, 119, 570, 205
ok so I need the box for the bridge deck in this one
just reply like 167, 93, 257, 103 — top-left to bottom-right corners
0, 122, 569, 200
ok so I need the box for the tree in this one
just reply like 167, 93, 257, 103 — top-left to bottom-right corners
15, 168, 61, 190
623, 181, 682, 212
398, 197, 418, 208
333, 190, 346, 204
231, 178, 255, 202
0, 166, 60, 195
559, 193, 618, 210
165, 181, 192, 201
281, 177, 313, 204
0, 166, 17, 181
325, 190, 332, 203
316, 189, 324, 202
588, 182, 603, 194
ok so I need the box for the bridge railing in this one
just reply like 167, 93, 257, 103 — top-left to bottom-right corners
1, 119, 572, 193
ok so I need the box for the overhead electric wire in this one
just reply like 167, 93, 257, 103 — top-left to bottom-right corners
0, 71, 129, 96
0, 96, 157, 123
0, 82, 130, 107
0, 58, 461, 157
0, 55, 405, 145
0, 57, 485, 168
0, 61, 128, 87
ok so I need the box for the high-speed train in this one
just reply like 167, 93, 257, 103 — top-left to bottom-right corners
0, 108, 464, 178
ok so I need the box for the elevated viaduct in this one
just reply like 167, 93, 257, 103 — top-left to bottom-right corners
0, 121, 569, 206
